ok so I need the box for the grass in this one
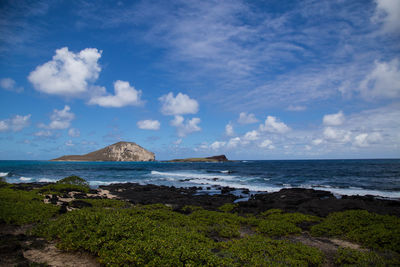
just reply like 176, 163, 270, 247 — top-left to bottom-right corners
39, 175, 90, 195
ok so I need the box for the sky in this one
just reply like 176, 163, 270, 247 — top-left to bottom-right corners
0, 0, 399, 160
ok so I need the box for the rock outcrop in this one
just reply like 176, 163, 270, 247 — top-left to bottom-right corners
166, 155, 229, 162
52, 142, 155, 162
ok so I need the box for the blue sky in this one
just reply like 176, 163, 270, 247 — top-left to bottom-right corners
0, 0, 399, 160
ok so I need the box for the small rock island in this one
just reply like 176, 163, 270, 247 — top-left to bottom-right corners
52, 141, 155, 162
166, 155, 229, 162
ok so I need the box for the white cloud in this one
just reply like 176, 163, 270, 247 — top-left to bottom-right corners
312, 139, 323, 146
137, 119, 160, 130
0, 114, 31, 132
65, 140, 74, 146
39, 106, 75, 130
286, 105, 306, 111
323, 127, 351, 143
359, 59, 400, 99
68, 128, 80, 137
237, 112, 258, 124
227, 137, 241, 148
210, 141, 226, 150
159, 92, 199, 115
170, 115, 201, 137
374, 0, 400, 33
259, 116, 290, 134
323, 111, 345, 126
174, 138, 183, 145
0, 78, 23, 92
353, 132, 383, 147
259, 139, 274, 149
243, 130, 259, 141
89, 80, 142, 107
28, 47, 102, 97
225, 122, 234, 136
34, 130, 52, 137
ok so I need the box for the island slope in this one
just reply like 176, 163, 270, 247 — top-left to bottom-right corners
51, 141, 155, 162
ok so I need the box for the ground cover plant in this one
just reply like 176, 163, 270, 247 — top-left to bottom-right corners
39, 175, 90, 194
256, 209, 320, 237
1, 177, 400, 266
0, 185, 59, 225
311, 210, 400, 252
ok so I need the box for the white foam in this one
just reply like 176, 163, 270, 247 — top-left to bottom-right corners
312, 186, 400, 199
220, 170, 231, 174
0, 172, 9, 177
19, 177, 32, 181
150, 170, 237, 180
90, 180, 129, 186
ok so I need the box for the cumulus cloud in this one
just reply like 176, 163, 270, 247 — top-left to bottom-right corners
159, 92, 199, 115
353, 132, 383, 147
137, 119, 160, 130
359, 59, 400, 99
0, 78, 23, 93
259, 116, 290, 134
68, 128, 80, 137
237, 112, 258, 124
210, 141, 226, 150
170, 115, 201, 137
225, 122, 234, 136
323, 127, 351, 143
39, 105, 75, 130
0, 114, 31, 132
374, 0, 400, 33
89, 80, 142, 107
323, 111, 345, 126
28, 47, 102, 97
243, 130, 259, 141
227, 137, 241, 148
259, 139, 274, 149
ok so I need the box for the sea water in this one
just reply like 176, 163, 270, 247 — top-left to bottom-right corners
1, 159, 399, 199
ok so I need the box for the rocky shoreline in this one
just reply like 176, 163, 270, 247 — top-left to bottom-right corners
99, 183, 400, 217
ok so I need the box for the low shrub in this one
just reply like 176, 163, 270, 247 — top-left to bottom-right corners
0, 187, 59, 225
218, 203, 238, 213
39, 175, 89, 194
311, 210, 400, 252
257, 209, 320, 237
334, 247, 400, 266
219, 234, 324, 266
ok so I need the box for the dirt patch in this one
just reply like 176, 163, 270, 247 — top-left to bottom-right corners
24, 242, 100, 267
288, 233, 364, 267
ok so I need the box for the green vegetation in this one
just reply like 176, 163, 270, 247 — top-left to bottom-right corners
257, 209, 321, 237
219, 235, 324, 266
218, 203, 238, 212
311, 210, 400, 252
334, 247, 400, 266
0, 186, 59, 225
32, 204, 325, 266
39, 175, 90, 194
1, 177, 400, 266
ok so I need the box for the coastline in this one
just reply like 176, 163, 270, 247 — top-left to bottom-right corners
1, 179, 400, 266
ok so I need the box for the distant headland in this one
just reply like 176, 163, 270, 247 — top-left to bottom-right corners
165, 155, 229, 163
51, 141, 155, 162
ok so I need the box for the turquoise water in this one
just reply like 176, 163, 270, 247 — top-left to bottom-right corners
1, 159, 399, 198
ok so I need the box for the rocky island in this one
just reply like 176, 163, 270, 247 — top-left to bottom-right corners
166, 154, 229, 162
51, 141, 155, 162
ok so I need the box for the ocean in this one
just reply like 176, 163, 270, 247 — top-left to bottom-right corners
1, 159, 399, 199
